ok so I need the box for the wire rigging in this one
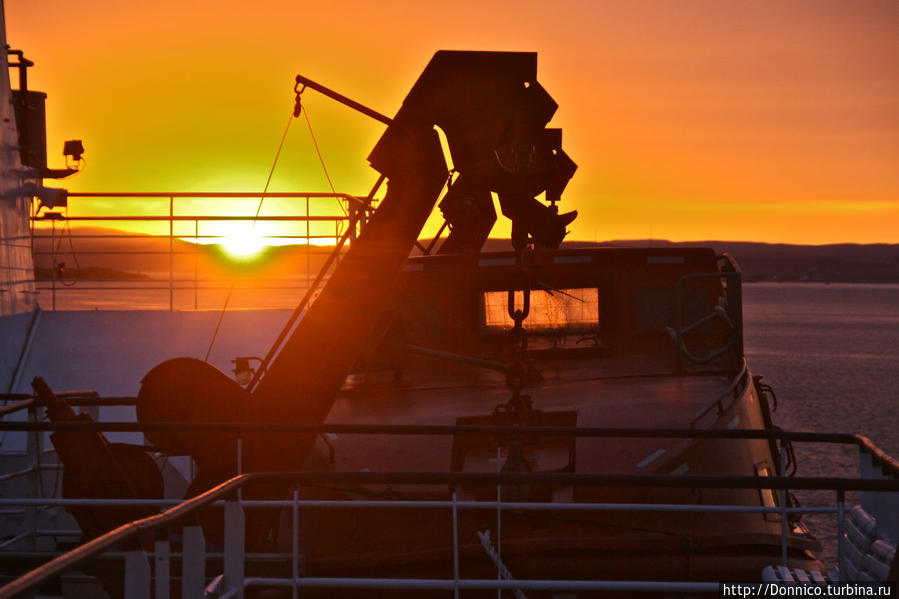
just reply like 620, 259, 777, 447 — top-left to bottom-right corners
204, 92, 345, 362
255, 112, 295, 221
302, 104, 346, 215
303, 106, 335, 193
204, 110, 295, 363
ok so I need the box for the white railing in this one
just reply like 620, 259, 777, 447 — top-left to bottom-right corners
29, 192, 375, 311
1, 420, 898, 598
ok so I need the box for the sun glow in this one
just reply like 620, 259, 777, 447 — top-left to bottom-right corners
220, 228, 264, 258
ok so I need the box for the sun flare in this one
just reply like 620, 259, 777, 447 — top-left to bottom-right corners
221, 228, 264, 258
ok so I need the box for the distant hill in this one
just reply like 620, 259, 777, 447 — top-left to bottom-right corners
33, 227, 899, 284
31, 226, 337, 280
34, 266, 151, 280
560, 240, 899, 283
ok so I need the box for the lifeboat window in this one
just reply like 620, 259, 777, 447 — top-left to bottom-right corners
481, 287, 599, 331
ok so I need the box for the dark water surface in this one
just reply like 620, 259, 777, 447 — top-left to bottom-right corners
742, 283, 899, 566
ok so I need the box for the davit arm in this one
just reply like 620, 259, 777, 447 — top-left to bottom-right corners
137, 51, 577, 481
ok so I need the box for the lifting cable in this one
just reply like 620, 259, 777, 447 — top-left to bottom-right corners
301, 104, 345, 215
203, 108, 295, 362
203, 83, 346, 362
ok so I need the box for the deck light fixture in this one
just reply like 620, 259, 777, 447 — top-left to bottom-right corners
62, 139, 84, 161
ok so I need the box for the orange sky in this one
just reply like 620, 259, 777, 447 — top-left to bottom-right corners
8, 0, 899, 244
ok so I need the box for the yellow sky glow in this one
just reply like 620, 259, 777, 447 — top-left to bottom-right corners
8, 0, 899, 245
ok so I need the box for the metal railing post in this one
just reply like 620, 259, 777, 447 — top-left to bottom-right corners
452, 487, 460, 599
182, 526, 206, 599
292, 489, 299, 599
29, 191, 363, 311
50, 219, 56, 311
348, 202, 357, 242
124, 550, 151, 599
837, 489, 845, 579
223, 500, 246, 599
236, 437, 243, 502
496, 446, 502, 599
169, 195, 174, 312
673, 282, 683, 373
24, 406, 39, 551
154, 539, 171, 599
29, 196, 35, 255
194, 219, 199, 310
305, 196, 311, 290
780, 445, 788, 567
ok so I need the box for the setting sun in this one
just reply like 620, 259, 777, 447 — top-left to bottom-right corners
220, 228, 265, 258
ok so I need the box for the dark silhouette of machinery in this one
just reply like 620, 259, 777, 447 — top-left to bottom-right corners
38, 51, 577, 544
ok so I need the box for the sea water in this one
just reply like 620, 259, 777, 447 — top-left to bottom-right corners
743, 282, 899, 567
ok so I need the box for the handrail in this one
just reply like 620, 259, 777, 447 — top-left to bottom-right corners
5, 471, 895, 493
2, 422, 896, 598
5, 387, 897, 475
0, 398, 35, 418
3, 471, 898, 494
856, 434, 899, 477
1, 468, 897, 599
62, 191, 376, 212
0, 391, 101, 417
51, 215, 350, 222
689, 359, 748, 427
4, 385, 897, 476
66, 191, 362, 199
0, 474, 245, 599
4, 411, 897, 475
30, 191, 370, 311
0, 419, 886, 445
